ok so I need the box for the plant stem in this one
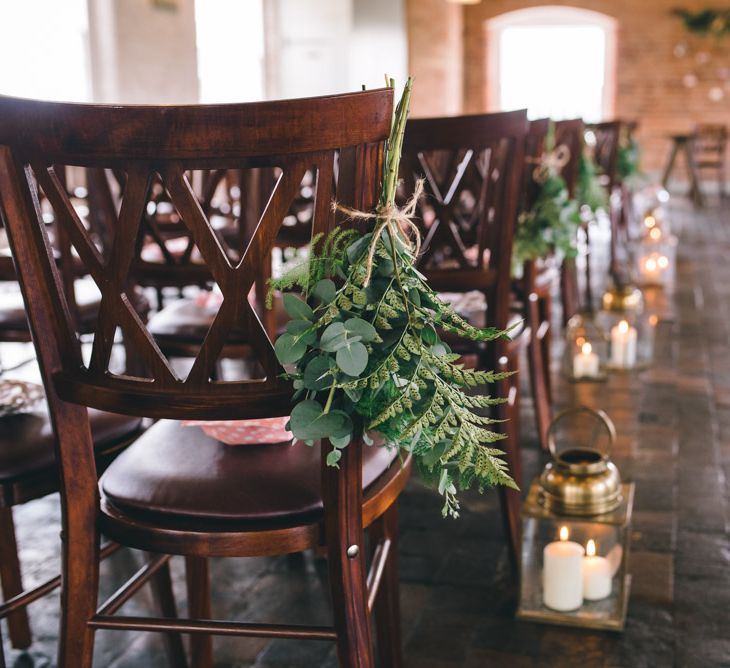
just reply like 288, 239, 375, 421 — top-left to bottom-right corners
323, 379, 337, 413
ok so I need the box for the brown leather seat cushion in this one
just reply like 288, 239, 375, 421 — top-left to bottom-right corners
148, 299, 248, 345
100, 420, 397, 523
0, 409, 143, 484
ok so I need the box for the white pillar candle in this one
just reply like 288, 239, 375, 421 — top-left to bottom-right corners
543, 526, 585, 611
610, 319, 637, 368
582, 540, 612, 601
573, 341, 600, 378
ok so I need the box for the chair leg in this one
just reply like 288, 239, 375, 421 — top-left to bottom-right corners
538, 293, 553, 403
0, 507, 32, 650
496, 351, 523, 571
57, 513, 99, 667
323, 440, 375, 668
526, 299, 551, 453
560, 258, 580, 326
370, 504, 403, 668
185, 556, 213, 668
150, 559, 188, 668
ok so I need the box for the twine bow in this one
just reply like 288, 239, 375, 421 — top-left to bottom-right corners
333, 178, 425, 287
529, 144, 571, 184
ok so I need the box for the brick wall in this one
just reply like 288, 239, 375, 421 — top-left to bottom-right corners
405, 0, 463, 117
407, 0, 730, 176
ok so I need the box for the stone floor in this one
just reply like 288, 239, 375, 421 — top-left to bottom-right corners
1, 197, 729, 667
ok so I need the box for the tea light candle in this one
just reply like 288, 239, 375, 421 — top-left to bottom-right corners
640, 256, 662, 284
582, 540, 612, 601
573, 341, 600, 378
610, 320, 637, 368
543, 526, 585, 611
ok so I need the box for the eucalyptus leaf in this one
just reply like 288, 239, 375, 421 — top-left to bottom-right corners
329, 433, 351, 449
421, 324, 438, 345
344, 317, 377, 342
319, 322, 349, 352
286, 319, 316, 345
289, 401, 352, 441
326, 449, 342, 467
303, 355, 333, 391
336, 341, 368, 376
312, 278, 336, 304
283, 293, 314, 321
346, 233, 372, 263
274, 333, 307, 364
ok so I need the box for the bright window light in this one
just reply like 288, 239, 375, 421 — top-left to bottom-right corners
0, 0, 89, 101
498, 23, 608, 121
194, 0, 265, 103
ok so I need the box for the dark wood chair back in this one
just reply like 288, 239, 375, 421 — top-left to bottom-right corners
0, 91, 391, 426
588, 120, 621, 191
400, 110, 529, 331
522, 117, 549, 212
554, 118, 584, 198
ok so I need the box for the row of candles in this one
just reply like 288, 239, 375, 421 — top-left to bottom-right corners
543, 526, 622, 612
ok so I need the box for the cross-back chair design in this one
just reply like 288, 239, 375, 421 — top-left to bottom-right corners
400, 109, 529, 562
554, 118, 585, 323
0, 90, 409, 668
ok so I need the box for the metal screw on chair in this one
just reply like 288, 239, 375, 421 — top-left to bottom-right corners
346, 545, 359, 559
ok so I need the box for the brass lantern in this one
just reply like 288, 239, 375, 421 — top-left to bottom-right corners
518, 407, 634, 630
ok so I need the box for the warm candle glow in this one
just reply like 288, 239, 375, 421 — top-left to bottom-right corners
645, 257, 657, 271
657, 255, 669, 269
559, 526, 569, 541
576, 336, 586, 347
649, 227, 662, 240
581, 342, 593, 355
644, 215, 656, 228
586, 539, 596, 557
649, 314, 659, 326
618, 319, 629, 334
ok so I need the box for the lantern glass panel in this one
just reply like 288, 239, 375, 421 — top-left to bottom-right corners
562, 313, 608, 381
518, 481, 634, 630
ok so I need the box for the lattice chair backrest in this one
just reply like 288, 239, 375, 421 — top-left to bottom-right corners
0, 91, 392, 421
588, 120, 620, 190
554, 118, 585, 198
399, 110, 529, 328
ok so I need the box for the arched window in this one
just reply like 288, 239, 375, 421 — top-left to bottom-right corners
487, 6, 617, 121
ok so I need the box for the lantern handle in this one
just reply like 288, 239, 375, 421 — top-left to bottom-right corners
547, 405, 617, 460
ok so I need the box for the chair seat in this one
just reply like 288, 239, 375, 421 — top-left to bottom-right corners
100, 419, 398, 524
0, 409, 143, 485
148, 298, 248, 345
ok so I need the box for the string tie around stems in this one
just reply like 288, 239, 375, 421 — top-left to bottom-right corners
528, 144, 571, 184
332, 178, 425, 287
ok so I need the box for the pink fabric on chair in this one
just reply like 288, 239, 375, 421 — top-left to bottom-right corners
182, 416, 291, 446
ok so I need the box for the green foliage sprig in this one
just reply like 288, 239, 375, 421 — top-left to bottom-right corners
576, 154, 609, 215
512, 172, 579, 270
269, 79, 516, 518
672, 8, 730, 37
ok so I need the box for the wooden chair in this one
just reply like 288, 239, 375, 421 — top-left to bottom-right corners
554, 118, 584, 323
400, 109, 529, 563
693, 123, 728, 198
513, 118, 553, 453
0, 89, 408, 668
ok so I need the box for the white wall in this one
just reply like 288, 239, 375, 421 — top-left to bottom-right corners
88, 0, 199, 104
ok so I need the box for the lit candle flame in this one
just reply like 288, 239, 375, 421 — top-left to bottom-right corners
559, 526, 569, 541
649, 227, 662, 240
657, 255, 669, 269
649, 314, 658, 326
581, 342, 593, 355
618, 320, 629, 333
644, 215, 656, 228
645, 257, 657, 272
586, 539, 596, 557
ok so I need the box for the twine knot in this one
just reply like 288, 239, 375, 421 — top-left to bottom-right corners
529, 144, 571, 184
333, 178, 425, 287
